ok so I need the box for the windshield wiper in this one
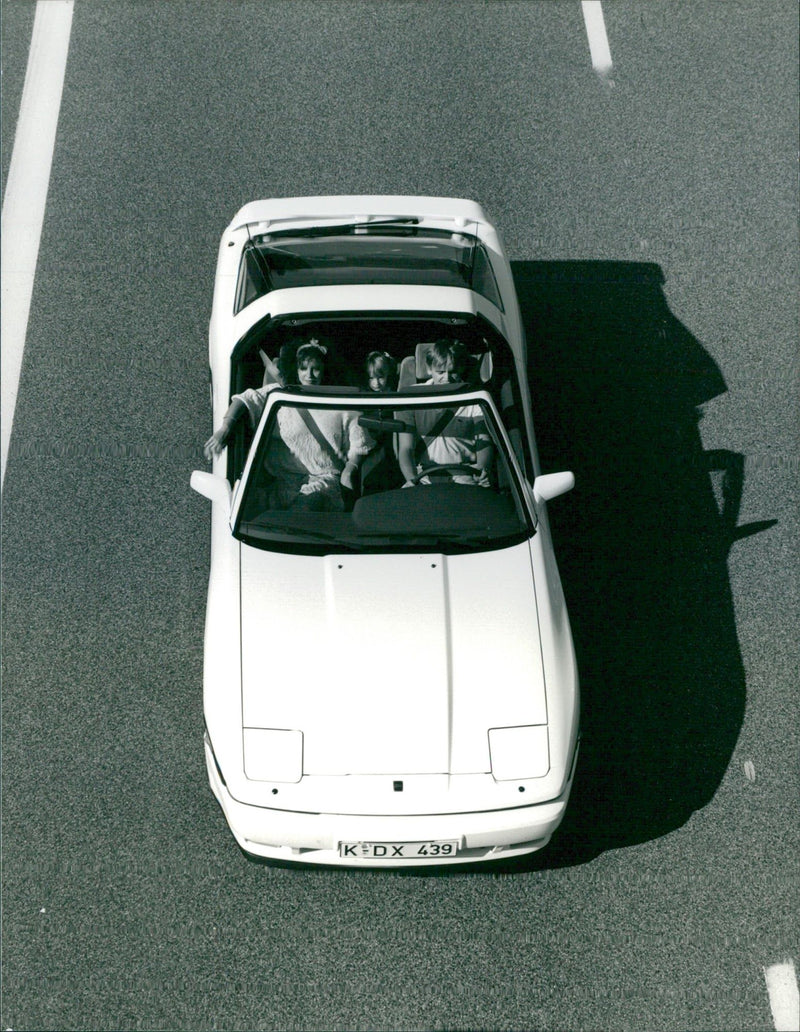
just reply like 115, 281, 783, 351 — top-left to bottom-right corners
239, 521, 361, 546
258, 218, 421, 240
354, 530, 505, 547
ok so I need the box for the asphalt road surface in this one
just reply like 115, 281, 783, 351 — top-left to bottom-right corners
2, 3, 797, 1030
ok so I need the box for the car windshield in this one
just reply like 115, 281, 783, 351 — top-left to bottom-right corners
234, 227, 503, 312
233, 393, 531, 556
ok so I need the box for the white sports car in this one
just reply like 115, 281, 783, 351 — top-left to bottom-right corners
191, 196, 579, 866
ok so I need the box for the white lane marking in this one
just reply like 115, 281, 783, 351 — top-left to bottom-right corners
581, 0, 613, 74
764, 961, 800, 1032
1, 0, 74, 486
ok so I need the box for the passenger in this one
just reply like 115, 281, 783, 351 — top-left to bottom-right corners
365, 350, 398, 393
360, 351, 404, 494
204, 338, 372, 510
397, 340, 493, 487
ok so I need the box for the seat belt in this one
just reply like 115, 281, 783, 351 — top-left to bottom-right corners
415, 406, 457, 463
296, 407, 344, 470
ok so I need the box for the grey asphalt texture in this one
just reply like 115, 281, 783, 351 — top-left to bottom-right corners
1, 3, 798, 1030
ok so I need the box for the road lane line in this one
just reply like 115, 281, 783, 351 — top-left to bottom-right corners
1, 0, 74, 486
764, 961, 800, 1032
581, 0, 613, 74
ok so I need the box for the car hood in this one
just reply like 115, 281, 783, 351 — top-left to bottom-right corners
239, 541, 546, 776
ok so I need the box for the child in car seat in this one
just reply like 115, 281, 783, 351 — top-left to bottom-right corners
360, 352, 403, 494
365, 351, 398, 393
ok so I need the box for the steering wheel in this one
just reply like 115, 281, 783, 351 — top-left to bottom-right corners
410, 464, 483, 485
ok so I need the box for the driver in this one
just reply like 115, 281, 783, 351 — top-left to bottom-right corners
397, 340, 493, 488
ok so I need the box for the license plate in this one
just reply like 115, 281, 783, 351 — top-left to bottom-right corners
339, 840, 460, 859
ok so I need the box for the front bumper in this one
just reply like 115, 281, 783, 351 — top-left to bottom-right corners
205, 734, 573, 866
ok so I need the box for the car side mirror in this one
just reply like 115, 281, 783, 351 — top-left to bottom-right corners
533, 471, 575, 502
191, 470, 232, 505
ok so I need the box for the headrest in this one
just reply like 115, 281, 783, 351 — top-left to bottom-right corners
398, 355, 418, 392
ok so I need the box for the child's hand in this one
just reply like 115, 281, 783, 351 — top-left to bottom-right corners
204, 429, 227, 462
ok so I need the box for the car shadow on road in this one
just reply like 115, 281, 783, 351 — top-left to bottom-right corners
495, 259, 775, 871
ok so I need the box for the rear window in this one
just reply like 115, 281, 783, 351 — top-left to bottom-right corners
234, 227, 503, 313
